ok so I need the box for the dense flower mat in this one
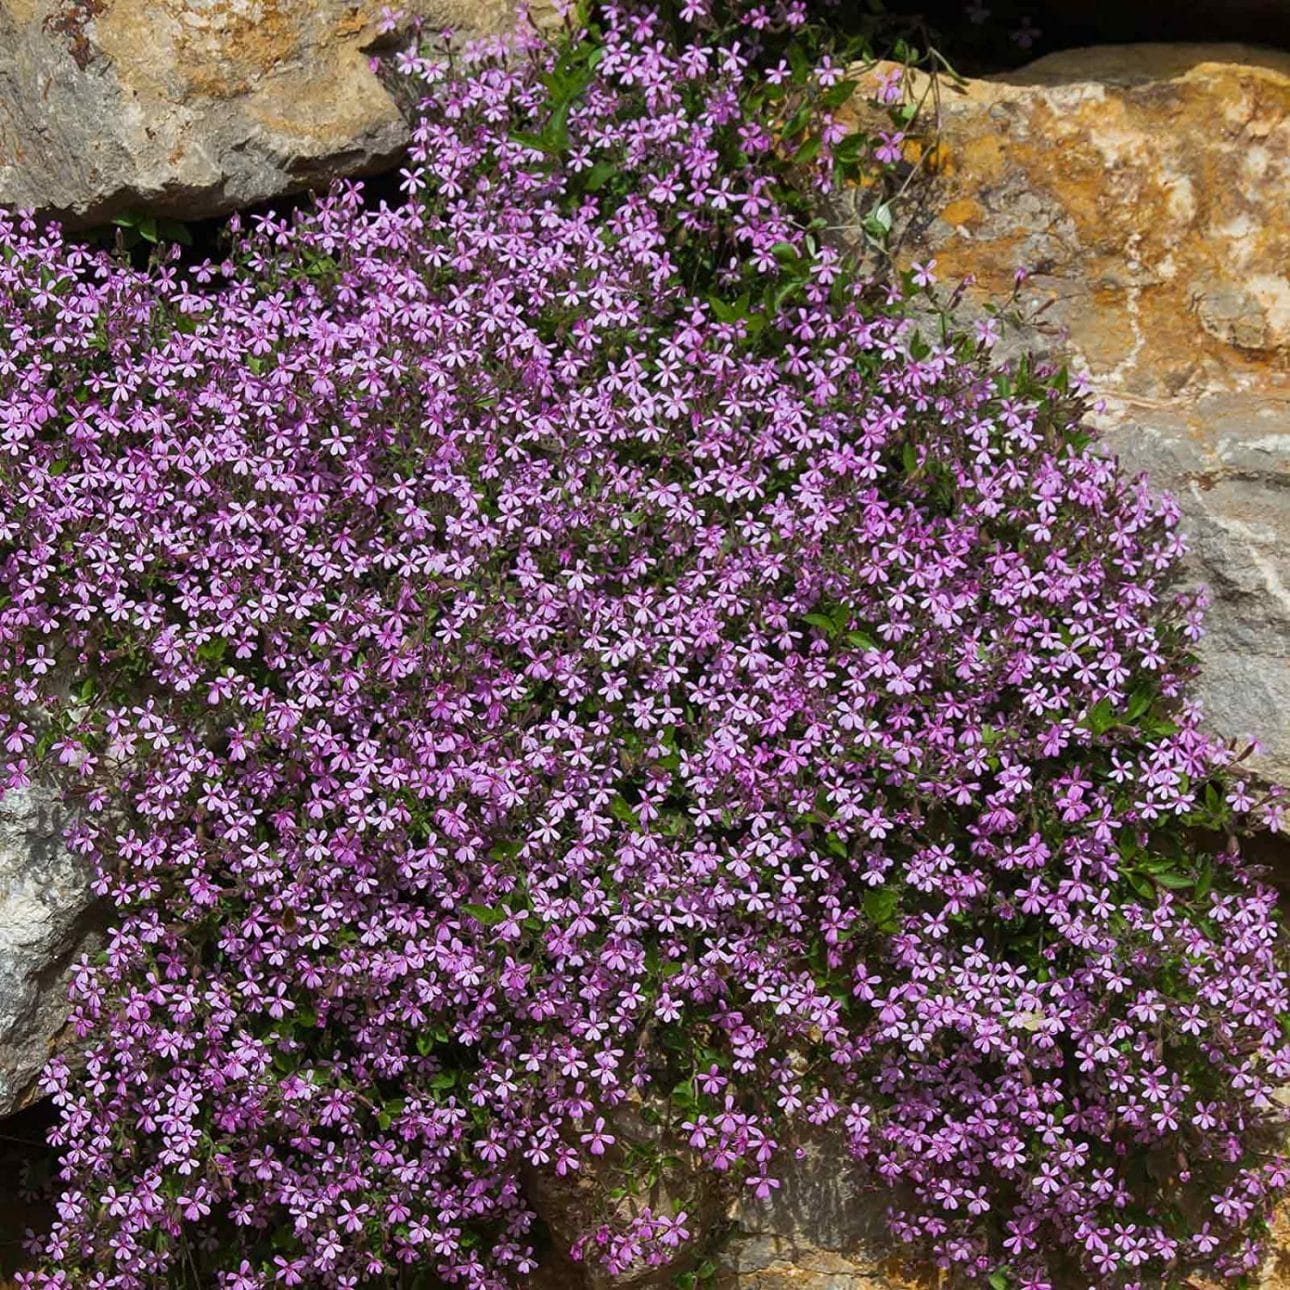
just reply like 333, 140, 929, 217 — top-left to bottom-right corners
0, 3, 1286, 1286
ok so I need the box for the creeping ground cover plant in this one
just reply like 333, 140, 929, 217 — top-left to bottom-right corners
1, 1, 1288, 1286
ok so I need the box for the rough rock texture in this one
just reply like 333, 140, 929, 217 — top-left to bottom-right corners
0, 0, 552, 226
714, 1141, 922, 1290
725, 1170, 1290, 1290
0, 784, 98, 1117
845, 44, 1290, 785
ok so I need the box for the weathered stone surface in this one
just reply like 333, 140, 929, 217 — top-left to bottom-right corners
845, 44, 1290, 785
0, 0, 551, 226
0, 784, 98, 1117
715, 1139, 920, 1290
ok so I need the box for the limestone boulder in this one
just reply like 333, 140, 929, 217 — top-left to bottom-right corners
0, 0, 551, 227
0, 784, 98, 1117
844, 44, 1290, 784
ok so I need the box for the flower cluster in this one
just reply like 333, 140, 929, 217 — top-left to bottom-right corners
1, 3, 1286, 1287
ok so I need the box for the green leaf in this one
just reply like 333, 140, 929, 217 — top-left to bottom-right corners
708, 295, 743, 324
460, 903, 505, 927
1128, 873, 1155, 901
430, 1070, 456, 1092
1085, 698, 1115, 736
863, 886, 900, 931
712, 292, 753, 325
771, 278, 803, 314
782, 100, 813, 138
196, 637, 228, 666
1194, 858, 1214, 901
158, 218, 192, 246
988, 1271, 1010, 1290
793, 135, 822, 166
609, 794, 640, 829
584, 161, 616, 192
833, 133, 868, 165
1204, 781, 1223, 816
820, 80, 857, 110
845, 630, 875, 649
671, 1079, 697, 1113
1124, 686, 1155, 722
509, 130, 548, 153
862, 202, 893, 240
542, 101, 572, 154
804, 612, 837, 636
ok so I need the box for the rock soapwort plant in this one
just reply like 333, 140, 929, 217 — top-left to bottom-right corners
0, 2, 1287, 1287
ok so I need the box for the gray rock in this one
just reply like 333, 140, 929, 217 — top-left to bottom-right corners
717, 1136, 907, 1289
1092, 394, 1290, 783
0, 783, 99, 1116
0, 0, 546, 228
